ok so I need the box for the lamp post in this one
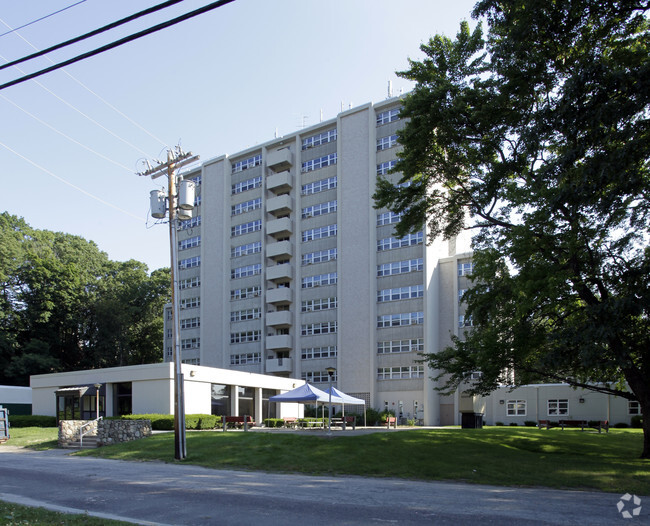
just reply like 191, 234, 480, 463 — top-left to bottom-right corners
326, 367, 336, 435
94, 383, 101, 420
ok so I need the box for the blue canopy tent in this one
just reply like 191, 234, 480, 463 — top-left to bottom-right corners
269, 384, 343, 424
325, 387, 367, 427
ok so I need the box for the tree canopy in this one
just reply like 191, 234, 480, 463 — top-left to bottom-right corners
0, 212, 170, 385
374, 0, 650, 456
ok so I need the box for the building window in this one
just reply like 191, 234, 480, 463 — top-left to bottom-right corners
377, 285, 423, 302
301, 321, 337, 336
180, 317, 200, 329
181, 337, 200, 350
301, 272, 337, 288
188, 174, 201, 186
231, 154, 262, 174
301, 346, 337, 360
377, 211, 403, 226
180, 297, 200, 309
230, 330, 261, 344
458, 315, 474, 328
232, 198, 262, 216
230, 286, 261, 300
230, 308, 261, 322
182, 358, 200, 365
179, 256, 200, 270
377, 258, 423, 277
231, 241, 262, 258
629, 401, 641, 415
377, 366, 424, 380
376, 108, 401, 125
458, 289, 467, 302
231, 220, 262, 237
179, 236, 201, 251
377, 339, 423, 354
302, 128, 337, 150
179, 277, 200, 290
302, 176, 337, 196
377, 160, 398, 176
302, 297, 337, 312
302, 224, 337, 242
178, 216, 201, 230
377, 134, 398, 151
507, 400, 527, 416
302, 370, 338, 383
547, 399, 569, 416
377, 232, 423, 251
458, 262, 474, 276
231, 176, 262, 195
230, 352, 261, 365
301, 153, 337, 173
302, 248, 337, 266
302, 200, 337, 219
231, 264, 262, 279
377, 312, 424, 328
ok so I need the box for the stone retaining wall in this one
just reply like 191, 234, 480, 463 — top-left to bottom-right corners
58, 419, 152, 447
97, 419, 152, 446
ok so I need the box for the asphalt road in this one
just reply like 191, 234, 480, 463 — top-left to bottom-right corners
0, 446, 646, 525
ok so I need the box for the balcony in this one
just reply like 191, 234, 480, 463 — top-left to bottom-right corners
266, 171, 292, 193
267, 264, 293, 282
266, 357, 294, 374
266, 334, 292, 351
266, 194, 292, 216
266, 240, 292, 259
266, 310, 292, 328
266, 287, 292, 305
267, 149, 293, 172
266, 217, 292, 237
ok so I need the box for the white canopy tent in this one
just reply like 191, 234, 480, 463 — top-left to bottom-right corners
269, 383, 343, 423
324, 387, 367, 427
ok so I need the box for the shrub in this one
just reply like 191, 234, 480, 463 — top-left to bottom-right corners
263, 418, 284, 428
614, 422, 629, 429
524, 421, 537, 427
365, 408, 381, 426
8, 415, 57, 428
495, 421, 504, 426
631, 415, 642, 429
509, 422, 518, 426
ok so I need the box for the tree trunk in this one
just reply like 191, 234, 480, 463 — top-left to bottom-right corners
641, 405, 649, 460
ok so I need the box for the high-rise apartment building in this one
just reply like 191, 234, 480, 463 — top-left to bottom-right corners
163, 97, 473, 426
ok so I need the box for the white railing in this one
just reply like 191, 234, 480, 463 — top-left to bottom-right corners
79, 417, 102, 447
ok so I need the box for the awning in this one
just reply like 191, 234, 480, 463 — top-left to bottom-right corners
55, 384, 104, 396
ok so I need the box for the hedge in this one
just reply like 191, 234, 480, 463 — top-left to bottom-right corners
8, 415, 57, 428
119, 414, 222, 430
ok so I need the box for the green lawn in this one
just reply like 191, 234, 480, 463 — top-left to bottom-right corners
0, 500, 131, 526
3, 427, 648, 495
79, 427, 649, 495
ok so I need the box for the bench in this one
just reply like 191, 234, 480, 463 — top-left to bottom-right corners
591, 420, 609, 434
331, 416, 356, 430
223, 415, 255, 431
298, 418, 325, 429
386, 416, 397, 429
537, 419, 551, 429
559, 419, 588, 431
282, 417, 298, 429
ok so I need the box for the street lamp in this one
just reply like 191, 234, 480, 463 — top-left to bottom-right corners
326, 367, 336, 435
94, 383, 101, 420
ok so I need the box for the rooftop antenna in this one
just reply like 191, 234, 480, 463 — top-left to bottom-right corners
320, 109, 323, 122
388, 80, 393, 98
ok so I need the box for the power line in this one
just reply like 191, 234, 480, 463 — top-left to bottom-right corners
0, 0, 185, 72
0, 19, 169, 150
0, 140, 144, 222
0, 0, 88, 39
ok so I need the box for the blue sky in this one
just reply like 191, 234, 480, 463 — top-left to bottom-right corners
0, 0, 477, 272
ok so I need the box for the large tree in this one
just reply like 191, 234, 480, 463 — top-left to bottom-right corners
374, 0, 650, 457
0, 212, 170, 385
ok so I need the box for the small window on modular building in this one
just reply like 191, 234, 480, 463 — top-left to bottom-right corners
628, 401, 640, 415
506, 400, 527, 416
547, 399, 568, 416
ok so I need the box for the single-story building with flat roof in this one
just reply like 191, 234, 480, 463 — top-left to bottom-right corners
30, 362, 306, 424
0, 385, 32, 415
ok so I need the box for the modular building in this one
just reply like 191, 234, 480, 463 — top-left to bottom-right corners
30, 362, 305, 423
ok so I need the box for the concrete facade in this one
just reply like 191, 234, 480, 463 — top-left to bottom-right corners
164, 96, 475, 426
30, 363, 305, 424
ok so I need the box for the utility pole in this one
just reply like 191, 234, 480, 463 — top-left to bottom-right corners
139, 146, 199, 461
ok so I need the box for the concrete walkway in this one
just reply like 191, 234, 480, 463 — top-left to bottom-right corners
1, 445, 645, 525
